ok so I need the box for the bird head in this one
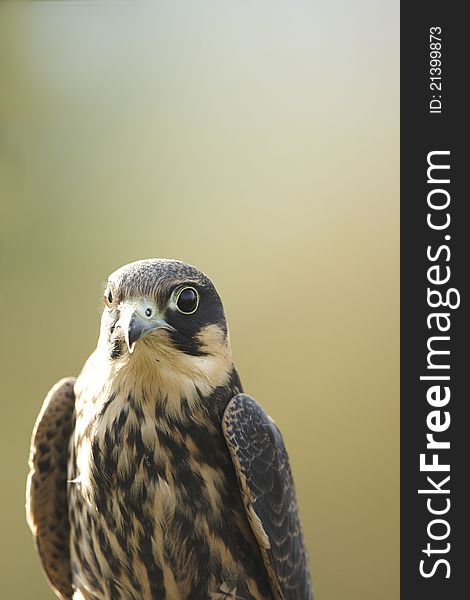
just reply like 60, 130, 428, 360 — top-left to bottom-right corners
97, 259, 233, 394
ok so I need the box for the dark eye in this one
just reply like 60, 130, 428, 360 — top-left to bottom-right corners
104, 288, 114, 308
175, 287, 199, 314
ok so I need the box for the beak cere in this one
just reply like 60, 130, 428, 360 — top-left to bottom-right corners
126, 316, 148, 353
121, 311, 159, 354
116, 301, 175, 354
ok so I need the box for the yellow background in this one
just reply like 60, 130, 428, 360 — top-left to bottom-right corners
0, 3, 399, 599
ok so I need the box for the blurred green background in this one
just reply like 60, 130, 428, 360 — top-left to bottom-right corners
0, 2, 398, 599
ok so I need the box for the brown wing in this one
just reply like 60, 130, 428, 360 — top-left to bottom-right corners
26, 378, 76, 600
223, 394, 313, 600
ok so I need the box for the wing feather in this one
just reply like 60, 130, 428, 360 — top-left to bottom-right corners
223, 394, 313, 600
26, 377, 76, 600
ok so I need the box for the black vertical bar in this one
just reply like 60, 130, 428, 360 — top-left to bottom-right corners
401, 3, 468, 599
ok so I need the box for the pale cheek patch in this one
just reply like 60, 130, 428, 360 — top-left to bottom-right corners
100, 326, 234, 418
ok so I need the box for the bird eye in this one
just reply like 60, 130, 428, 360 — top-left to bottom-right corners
175, 287, 199, 314
104, 288, 114, 308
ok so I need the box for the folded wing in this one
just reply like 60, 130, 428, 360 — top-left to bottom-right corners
26, 377, 76, 600
222, 394, 313, 600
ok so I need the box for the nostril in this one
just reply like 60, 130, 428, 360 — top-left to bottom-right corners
145, 308, 152, 317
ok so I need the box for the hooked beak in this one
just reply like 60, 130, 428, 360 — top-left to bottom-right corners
116, 302, 174, 354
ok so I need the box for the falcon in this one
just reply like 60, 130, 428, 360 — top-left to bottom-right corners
26, 258, 313, 600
